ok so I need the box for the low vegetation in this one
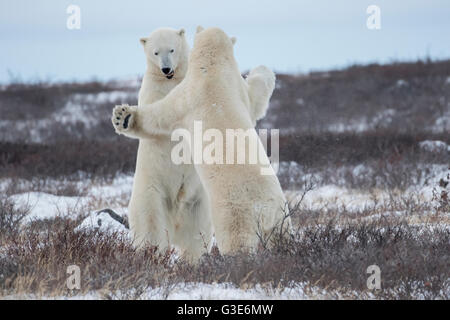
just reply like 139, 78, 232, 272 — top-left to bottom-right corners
0, 59, 449, 299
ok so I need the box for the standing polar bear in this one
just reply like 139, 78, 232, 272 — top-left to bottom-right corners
125, 27, 213, 261
113, 27, 288, 254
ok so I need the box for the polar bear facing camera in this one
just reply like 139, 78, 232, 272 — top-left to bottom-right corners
113, 27, 289, 254
127, 27, 214, 261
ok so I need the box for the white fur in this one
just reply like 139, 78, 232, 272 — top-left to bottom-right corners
123, 28, 213, 261
113, 27, 286, 254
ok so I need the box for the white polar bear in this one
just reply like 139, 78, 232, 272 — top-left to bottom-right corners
113, 27, 288, 254
124, 27, 213, 261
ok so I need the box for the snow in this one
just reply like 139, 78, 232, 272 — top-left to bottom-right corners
89, 174, 134, 199
71, 90, 137, 105
8, 174, 133, 232
7, 163, 448, 229
287, 185, 381, 212
2, 163, 448, 300
139, 282, 326, 300
275, 81, 283, 90
10, 191, 127, 233
6, 279, 446, 300
371, 108, 396, 128
11, 192, 89, 224
396, 79, 408, 87
0, 90, 138, 143
326, 120, 369, 133
285, 163, 449, 215
419, 140, 450, 152
52, 100, 100, 128
53, 90, 137, 128
5, 282, 332, 300
295, 98, 305, 105
325, 109, 397, 133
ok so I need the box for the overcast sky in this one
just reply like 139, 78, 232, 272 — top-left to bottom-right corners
0, 0, 449, 83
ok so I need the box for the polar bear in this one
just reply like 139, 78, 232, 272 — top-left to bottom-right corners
113, 27, 288, 254
125, 27, 213, 261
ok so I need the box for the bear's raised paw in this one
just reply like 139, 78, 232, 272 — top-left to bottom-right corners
112, 104, 137, 133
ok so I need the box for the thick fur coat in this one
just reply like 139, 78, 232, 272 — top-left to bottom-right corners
114, 27, 283, 255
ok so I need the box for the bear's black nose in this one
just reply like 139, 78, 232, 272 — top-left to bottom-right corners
162, 68, 172, 75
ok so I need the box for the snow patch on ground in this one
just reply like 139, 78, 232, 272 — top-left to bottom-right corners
326, 120, 369, 133
432, 109, 450, 133
325, 109, 398, 133
396, 79, 408, 87
89, 174, 134, 199
139, 282, 328, 300
8, 174, 133, 231
11, 192, 89, 224
5, 282, 333, 300
285, 163, 449, 214
419, 140, 450, 152
71, 90, 137, 105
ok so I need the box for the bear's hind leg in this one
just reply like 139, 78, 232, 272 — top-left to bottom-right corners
128, 188, 173, 252
212, 205, 259, 254
172, 195, 213, 262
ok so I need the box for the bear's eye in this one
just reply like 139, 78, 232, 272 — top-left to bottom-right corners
154, 52, 158, 56
170, 49, 174, 53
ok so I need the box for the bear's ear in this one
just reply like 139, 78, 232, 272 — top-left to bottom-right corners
196, 26, 204, 34
230, 37, 237, 45
178, 28, 185, 36
140, 37, 148, 46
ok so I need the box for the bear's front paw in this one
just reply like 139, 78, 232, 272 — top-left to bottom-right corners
249, 65, 275, 91
112, 104, 136, 133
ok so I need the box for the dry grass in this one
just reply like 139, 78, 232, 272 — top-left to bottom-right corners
266, 59, 450, 134
0, 193, 448, 300
0, 60, 449, 299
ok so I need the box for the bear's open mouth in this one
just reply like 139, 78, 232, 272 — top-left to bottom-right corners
166, 71, 174, 79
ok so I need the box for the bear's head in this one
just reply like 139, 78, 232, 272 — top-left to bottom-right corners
140, 28, 188, 79
193, 26, 236, 54
190, 26, 237, 74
